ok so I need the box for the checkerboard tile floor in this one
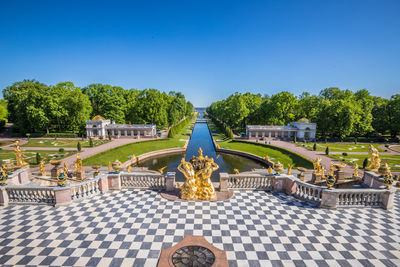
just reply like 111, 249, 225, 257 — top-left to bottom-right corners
0, 190, 399, 267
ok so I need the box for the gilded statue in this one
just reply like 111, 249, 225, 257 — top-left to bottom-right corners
234, 168, 239, 174
127, 164, 132, 173
73, 154, 82, 173
365, 144, 381, 172
177, 148, 218, 201
287, 164, 292, 175
267, 166, 273, 175
353, 163, 360, 179
63, 162, 69, 176
329, 164, 334, 176
0, 167, 8, 186
13, 140, 28, 168
39, 159, 46, 176
313, 157, 323, 175
273, 161, 284, 174
108, 162, 111, 173
178, 158, 198, 200
321, 167, 326, 179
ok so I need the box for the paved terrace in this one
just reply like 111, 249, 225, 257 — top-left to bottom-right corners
0, 189, 399, 266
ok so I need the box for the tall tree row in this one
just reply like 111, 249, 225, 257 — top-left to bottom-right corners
207, 88, 400, 139
3, 80, 194, 135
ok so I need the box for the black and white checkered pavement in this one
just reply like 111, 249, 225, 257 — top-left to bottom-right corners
0, 189, 399, 266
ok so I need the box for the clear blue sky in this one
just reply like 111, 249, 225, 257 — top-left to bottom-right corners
0, 0, 399, 106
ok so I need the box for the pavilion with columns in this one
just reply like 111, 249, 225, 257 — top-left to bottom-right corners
86, 115, 157, 138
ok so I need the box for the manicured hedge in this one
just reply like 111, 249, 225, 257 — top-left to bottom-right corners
168, 113, 195, 138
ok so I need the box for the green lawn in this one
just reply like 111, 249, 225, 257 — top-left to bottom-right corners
297, 142, 386, 152
21, 138, 110, 148
330, 154, 400, 171
83, 138, 186, 166
0, 149, 76, 167
217, 140, 313, 169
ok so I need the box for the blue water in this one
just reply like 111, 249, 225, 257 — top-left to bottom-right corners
139, 114, 266, 181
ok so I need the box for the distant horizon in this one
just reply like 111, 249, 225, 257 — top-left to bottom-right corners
1, 0, 399, 106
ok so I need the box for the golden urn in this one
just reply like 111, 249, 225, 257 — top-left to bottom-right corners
273, 161, 284, 174
112, 160, 122, 173
50, 160, 62, 168
92, 165, 101, 177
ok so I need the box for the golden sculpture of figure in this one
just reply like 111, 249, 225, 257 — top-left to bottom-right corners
267, 166, 273, 175
63, 162, 69, 176
353, 163, 360, 178
287, 164, 292, 175
13, 140, 28, 168
108, 162, 111, 173
234, 168, 239, 174
73, 154, 82, 173
39, 159, 46, 176
197, 158, 218, 200
313, 157, 322, 175
127, 164, 132, 173
178, 158, 197, 200
263, 155, 270, 162
321, 167, 326, 179
366, 144, 381, 172
329, 164, 334, 176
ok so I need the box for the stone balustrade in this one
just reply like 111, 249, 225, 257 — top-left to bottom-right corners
221, 173, 274, 190
219, 172, 396, 210
120, 172, 167, 189
70, 175, 103, 201
293, 179, 324, 205
5, 186, 56, 205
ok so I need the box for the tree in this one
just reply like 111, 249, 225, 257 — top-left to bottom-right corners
36, 153, 41, 165
77, 142, 82, 152
387, 94, 400, 137
89, 138, 93, 147
363, 158, 368, 169
325, 146, 329, 155
313, 143, 317, 151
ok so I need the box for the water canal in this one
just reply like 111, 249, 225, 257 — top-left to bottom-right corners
138, 114, 267, 181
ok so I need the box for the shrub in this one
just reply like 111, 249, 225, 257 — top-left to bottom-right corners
59, 148, 65, 153
44, 133, 77, 138
342, 152, 348, 156
89, 138, 94, 147
108, 134, 112, 141
77, 142, 82, 152
36, 152, 41, 165
385, 144, 389, 148
99, 136, 103, 140
313, 143, 317, 151
363, 158, 368, 169
325, 146, 329, 155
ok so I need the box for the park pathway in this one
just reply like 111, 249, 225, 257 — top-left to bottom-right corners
29, 137, 160, 173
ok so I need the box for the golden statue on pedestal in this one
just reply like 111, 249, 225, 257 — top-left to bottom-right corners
353, 163, 360, 179
39, 159, 46, 176
13, 140, 28, 168
365, 144, 381, 172
73, 154, 82, 173
313, 157, 323, 175
178, 148, 218, 200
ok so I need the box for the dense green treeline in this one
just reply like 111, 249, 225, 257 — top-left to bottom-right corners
3, 80, 194, 135
207, 88, 400, 139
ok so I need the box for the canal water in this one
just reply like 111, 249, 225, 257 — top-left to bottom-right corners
138, 114, 266, 182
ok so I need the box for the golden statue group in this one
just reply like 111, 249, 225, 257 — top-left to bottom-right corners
13, 140, 28, 168
178, 148, 219, 200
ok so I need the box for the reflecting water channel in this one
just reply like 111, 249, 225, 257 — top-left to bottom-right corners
138, 113, 267, 182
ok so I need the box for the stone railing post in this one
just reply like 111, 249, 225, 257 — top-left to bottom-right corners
165, 172, 175, 191
320, 190, 338, 209
382, 188, 396, 210
98, 176, 109, 193
18, 167, 30, 185
284, 177, 297, 194
54, 186, 72, 207
311, 173, 322, 183
108, 173, 121, 190
334, 170, 345, 183
0, 187, 9, 206
273, 176, 285, 192
219, 173, 229, 192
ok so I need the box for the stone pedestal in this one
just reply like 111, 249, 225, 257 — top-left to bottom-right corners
274, 176, 285, 192
284, 178, 297, 194
98, 177, 109, 193
165, 172, 175, 192
75, 171, 86, 181
54, 187, 72, 207
51, 167, 60, 179
0, 188, 9, 206
320, 190, 338, 209
108, 173, 121, 190
219, 173, 229, 192
297, 172, 305, 181
382, 189, 396, 210
18, 168, 30, 184
334, 170, 345, 183
311, 173, 322, 184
